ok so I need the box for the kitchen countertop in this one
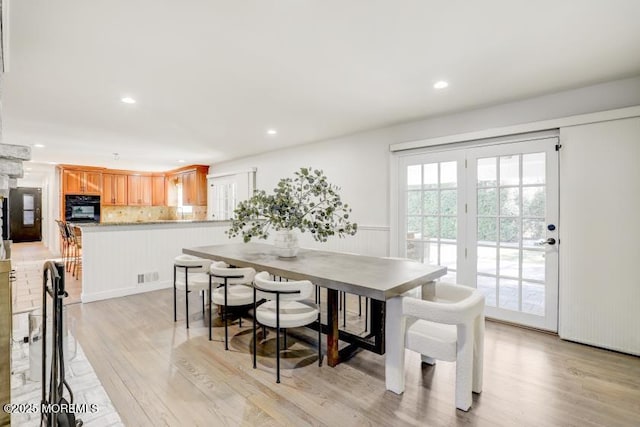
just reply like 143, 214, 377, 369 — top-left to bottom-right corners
75, 219, 231, 227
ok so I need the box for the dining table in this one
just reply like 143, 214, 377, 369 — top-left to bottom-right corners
183, 242, 447, 367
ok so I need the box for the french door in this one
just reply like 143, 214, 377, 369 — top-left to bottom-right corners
399, 137, 559, 331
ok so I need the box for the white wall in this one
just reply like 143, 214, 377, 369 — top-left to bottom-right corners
559, 117, 640, 355
211, 76, 640, 255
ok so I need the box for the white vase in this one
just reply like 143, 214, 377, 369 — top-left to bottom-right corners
273, 229, 299, 257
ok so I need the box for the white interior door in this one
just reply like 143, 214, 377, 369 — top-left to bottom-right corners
398, 136, 559, 331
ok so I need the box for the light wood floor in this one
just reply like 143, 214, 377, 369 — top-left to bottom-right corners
67, 289, 640, 427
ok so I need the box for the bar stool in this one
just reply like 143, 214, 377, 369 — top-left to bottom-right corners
173, 254, 212, 329
66, 225, 83, 279
55, 220, 71, 271
209, 261, 256, 349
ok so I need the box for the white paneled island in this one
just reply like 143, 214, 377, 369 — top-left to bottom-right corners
77, 220, 236, 303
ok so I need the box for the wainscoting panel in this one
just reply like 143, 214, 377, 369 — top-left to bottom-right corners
294, 225, 390, 257
81, 223, 234, 302
81, 223, 391, 303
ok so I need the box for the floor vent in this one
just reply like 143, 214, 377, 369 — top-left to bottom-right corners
137, 272, 159, 284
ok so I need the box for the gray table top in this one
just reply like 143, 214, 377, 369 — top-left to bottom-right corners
183, 243, 447, 301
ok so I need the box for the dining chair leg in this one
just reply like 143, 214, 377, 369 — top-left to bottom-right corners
201, 290, 205, 316
253, 287, 257, 369
224, 278, 229, 350
185, 269, 190, 329
358, 296, 362, 316
173, 265, 177, 322
239, 315, 243, 328
365, 298, 369, 332
318, 298, 322, 367
208, 280, 212, 341
343, 293, 347, 327
276, 294, 281, 383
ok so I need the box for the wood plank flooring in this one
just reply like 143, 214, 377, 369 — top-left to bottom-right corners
67, 289, 640, 427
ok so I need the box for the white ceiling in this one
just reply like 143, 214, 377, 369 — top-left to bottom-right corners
4, 0, 640, 172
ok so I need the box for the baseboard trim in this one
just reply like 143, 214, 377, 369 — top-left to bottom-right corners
81, 280, 172, 303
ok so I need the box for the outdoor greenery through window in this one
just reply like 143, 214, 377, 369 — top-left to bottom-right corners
399, 137, 558, 330
476, 153, 547, 315
406, 161, 458, 282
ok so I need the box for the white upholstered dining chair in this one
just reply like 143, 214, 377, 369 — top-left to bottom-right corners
209, 261, 256, 349
173, 254, 212, 329
386, 282, 485, 411
252, 271, 322, 383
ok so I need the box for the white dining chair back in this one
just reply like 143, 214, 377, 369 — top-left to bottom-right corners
254, 272, 314, 302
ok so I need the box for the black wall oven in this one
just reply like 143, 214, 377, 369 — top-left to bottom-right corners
65, 195, 101, 223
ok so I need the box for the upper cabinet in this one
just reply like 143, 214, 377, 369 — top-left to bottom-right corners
59, 164, 208, 218
152, 175, 166, 206
167, 165, 209, 206
63, 169, 102, 194
102, 173, 128, 206
128, 175, 152, 206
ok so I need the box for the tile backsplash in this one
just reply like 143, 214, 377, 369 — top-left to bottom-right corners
102, 206, 207, 223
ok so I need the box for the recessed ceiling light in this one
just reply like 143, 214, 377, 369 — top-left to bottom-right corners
47, 162, 58, 165
178, 159, 185, 163
121, 96, 136, 104
26, 167, 32, 171
34, 144, 45, 148
433, 81, 449, 90
266, 129, 277, 136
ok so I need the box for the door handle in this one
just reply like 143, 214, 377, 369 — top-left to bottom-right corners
536, 238, 556, 246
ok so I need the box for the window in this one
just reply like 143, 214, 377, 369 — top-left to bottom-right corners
176, 184, 193, 214
23, 194, 35, 226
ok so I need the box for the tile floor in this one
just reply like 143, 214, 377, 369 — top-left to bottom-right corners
11, 242, 82, 314
9, 241, 122, 426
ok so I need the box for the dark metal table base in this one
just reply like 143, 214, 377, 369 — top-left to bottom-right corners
306, 289, 385, 367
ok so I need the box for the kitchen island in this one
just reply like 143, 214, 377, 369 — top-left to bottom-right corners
77, 220, 237, 302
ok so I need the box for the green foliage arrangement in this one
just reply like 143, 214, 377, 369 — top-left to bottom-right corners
227, 167, 358, 243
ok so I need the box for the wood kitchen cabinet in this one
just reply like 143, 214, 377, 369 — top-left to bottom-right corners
63, 169, 102, 194
166, 166, 208, 206
152, 175, 166, 206
102, 173, 128, 205
127, 175, 152, 206
59, 165, 207, 219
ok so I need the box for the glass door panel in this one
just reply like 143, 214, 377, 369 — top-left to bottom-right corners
402, 152, 465, 283
467, 138, 558, 331
399, 136, 558, 331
